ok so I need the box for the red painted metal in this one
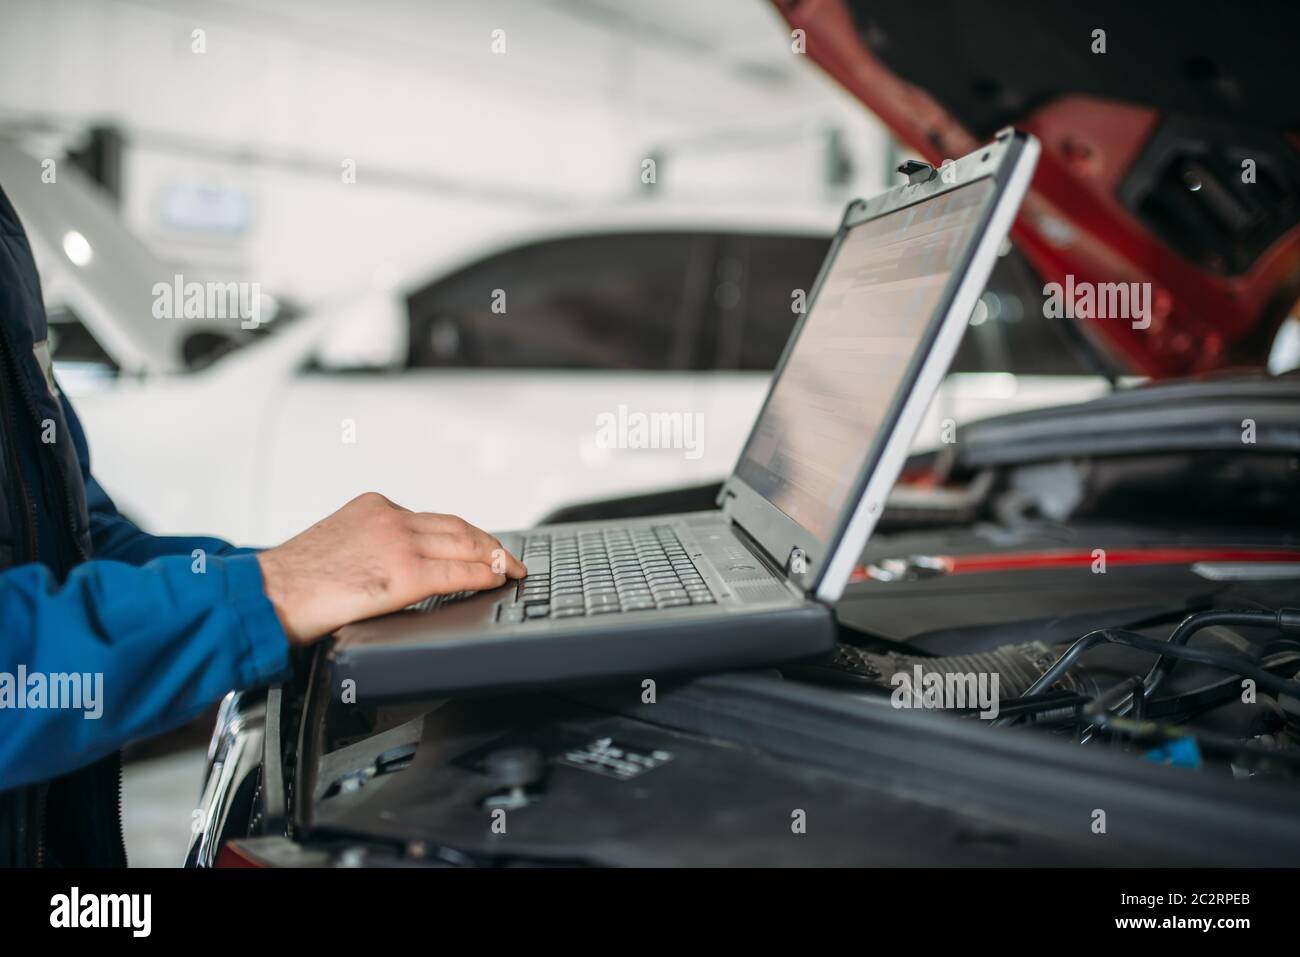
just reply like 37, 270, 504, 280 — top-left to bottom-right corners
775, 0, 1300, 377
852, 547, 1300, 581
215, 842, 267, 868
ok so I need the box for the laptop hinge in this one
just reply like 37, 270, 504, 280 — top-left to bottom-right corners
718, 486, 738, 519
723, 512, 809, 599
719, 484, 811, 597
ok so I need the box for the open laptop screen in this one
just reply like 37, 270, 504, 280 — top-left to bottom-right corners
734, 177, 995, 542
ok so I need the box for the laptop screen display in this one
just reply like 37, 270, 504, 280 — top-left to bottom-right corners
735, 177, 995, 542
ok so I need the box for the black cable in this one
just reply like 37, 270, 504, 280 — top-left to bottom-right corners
1126, 676, 1146, 721
1122, 630, 1299, 696
1143, 608, 1300, 699
1032, 641, 1300, 771
1024, 609, 1300, 704
998, 614, 1300, 728
1084, 676, 1142, 720
1086, 710, 1300, 773
1079, 676, 1147, 745
999, 651, 1300, 729
1144, 652, 1300, 721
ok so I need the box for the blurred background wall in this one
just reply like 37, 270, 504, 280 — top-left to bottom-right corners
0, 0, 891, 306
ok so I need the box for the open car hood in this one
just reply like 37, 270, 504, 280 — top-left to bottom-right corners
778, 0, 1300, 377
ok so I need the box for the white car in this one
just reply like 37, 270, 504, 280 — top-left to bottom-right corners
2, 139, 1110, 545
0, 139, 260, 384
73, 207, 845, 544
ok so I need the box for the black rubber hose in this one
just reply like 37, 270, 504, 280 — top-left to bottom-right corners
1144, 608, 1300, 698
1001, 623, 1300, 728
999, 651, 1300, 728
1025, 609, 1300, 704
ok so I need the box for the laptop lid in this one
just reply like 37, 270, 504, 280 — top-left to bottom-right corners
718, 130, 1040, 604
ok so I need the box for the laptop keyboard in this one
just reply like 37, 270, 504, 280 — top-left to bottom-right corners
498, 525, 715, 623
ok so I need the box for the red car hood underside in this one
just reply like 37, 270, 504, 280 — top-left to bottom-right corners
778, 0, 1300, 377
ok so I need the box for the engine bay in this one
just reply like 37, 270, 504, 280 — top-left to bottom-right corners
263, 378, 1300, 866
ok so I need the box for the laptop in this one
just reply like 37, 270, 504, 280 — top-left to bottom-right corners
330, 130, 1041, 700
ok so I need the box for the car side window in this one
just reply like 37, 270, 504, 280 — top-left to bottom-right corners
703, 234, 831, 371
949, 252, 1094, 375
46, 304, 119, 379
405, 233, 712, 370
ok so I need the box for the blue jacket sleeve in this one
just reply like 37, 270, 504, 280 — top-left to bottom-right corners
0, 394, 291, 791
0, 554, 289, 790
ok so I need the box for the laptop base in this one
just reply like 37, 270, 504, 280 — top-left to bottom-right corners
329, 512, 837, 702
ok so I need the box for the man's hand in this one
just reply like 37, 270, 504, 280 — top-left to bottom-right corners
256, 492, 526, 646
